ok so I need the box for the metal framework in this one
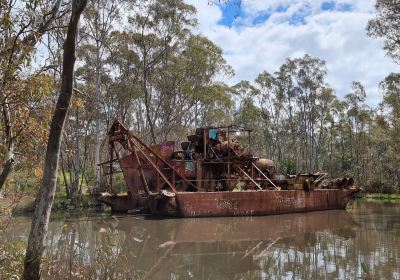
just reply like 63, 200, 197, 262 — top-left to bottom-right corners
98, 120, 358, 216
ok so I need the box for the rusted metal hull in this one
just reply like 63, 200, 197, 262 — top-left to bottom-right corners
101, 188, 358, 217
153, 189, 358, 217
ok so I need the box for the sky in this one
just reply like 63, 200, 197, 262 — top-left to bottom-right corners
186, 0, 399, 105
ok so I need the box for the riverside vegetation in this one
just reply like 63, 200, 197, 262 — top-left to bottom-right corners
1, 1, 400, 202
0, 0, 400, 278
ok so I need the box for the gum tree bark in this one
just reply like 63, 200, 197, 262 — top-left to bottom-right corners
0, 101, 14, 189
22, 0, 88, 279
93, 56, 101, 192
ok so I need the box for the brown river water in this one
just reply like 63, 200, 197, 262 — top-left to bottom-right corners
2, 200, 400, 279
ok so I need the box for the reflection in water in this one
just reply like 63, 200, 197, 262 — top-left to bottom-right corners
4, 200, 400, 279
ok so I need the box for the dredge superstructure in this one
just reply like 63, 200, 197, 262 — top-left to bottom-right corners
98, 120, 359, 217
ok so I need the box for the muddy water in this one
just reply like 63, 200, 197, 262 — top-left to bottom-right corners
4, 200, 400, 279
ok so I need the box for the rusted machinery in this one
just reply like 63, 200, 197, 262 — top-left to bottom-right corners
98, 120, 359, 217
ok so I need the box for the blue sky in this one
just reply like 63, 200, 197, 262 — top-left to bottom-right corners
218, 1, 353, 27
187, 0, 398, 105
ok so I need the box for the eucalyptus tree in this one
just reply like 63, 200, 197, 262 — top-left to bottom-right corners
166, 34, 234, 131
255, 55, 328, 172
289, 55, 327, 172
232, 81, 260, 121
231, 80, 265, 151
343, 82, 371, 182
59, 89, 93, 200
76, 0, 120, 193
126, 0, 197, 143
379, 73, 400, 188
311, 87, 337, 173
367, 0, 400, 192
367, 0, 400, 64
255, 70, 290, 166
324, 97, 343, 176
22, 0, 88, 278
0, 0, 62, 190
381, 73, 400, 124
103, 29, 142, 130
106, 16, 233, 143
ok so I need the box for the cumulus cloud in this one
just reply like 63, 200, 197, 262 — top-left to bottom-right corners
187, 0, 398, 105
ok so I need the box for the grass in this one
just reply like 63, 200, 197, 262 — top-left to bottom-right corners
357, 192, 400, 201
2, 169, 127, 214
0, 191, 103, 214
57, 171, 91, 195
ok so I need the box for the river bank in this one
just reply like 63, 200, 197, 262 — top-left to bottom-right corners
0, 191, 104, 215
356, 192, 400, 200
1, 191, 399, 215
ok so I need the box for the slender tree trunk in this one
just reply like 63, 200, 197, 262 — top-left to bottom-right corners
60, 152, 70, 198
329, 124, 334, 176
22, 1, 88, 279
0, 25, 14, 191
143, 71, 157, 144
93, 52, 101, 193
0, 98, 14, 190
73, 105, 80, 199
141, 47, 156, 144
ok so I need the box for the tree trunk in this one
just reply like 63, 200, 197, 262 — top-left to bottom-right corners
0, 153, 14, 190
0, 99, 14, 190
22, 1, 88, 279
93, 48, 101, 193
142, 48, 157, 144
73, 105, 80, 199
143, 71, 157, 144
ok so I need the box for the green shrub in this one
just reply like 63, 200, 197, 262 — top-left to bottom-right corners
282, 159, 296, 175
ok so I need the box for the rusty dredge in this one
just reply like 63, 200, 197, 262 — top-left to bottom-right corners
98, 120, 359, 217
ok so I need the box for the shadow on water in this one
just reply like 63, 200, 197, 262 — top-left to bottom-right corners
3, 200, 400, 279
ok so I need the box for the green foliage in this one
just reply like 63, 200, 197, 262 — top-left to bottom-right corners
52, 197, 71, 210
367, 0, 400, 64
234, 97, 261, 128
361, 262, 370, 276
282, 159, 296, 175
229, 53, 399, 193
1, 0, 400, 199
362, 193, 400, 200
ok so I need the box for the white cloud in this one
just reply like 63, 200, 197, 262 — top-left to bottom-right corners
187, 0, 398, 106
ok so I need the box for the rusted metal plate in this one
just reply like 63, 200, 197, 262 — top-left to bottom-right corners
118, 154, 139, 194
119, 154, 162, 194
168, 160, 196, 178
153, 189, 359, 217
